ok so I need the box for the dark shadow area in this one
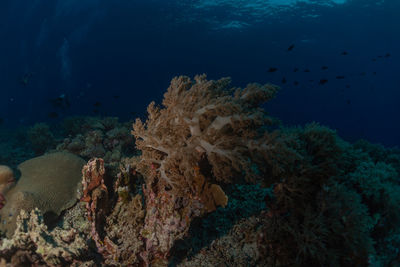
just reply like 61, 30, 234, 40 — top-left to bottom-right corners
168, 184, 270, 266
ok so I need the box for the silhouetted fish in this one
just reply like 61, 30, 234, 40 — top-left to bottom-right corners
293, 67, 299, 72
319, 79, 328, 85
48, 112, 58, 119
372, 58, 377, 62
20, 73, 33, 87
384, 53, 391, 58
113, 95, 120, 99
346, 85, 351, 88
51, 94, 70, 109
304, 69, 310, 73
346, 99, 351, 104
294, 81, 299, 86
373, 72, 377, 75
378, 55, 383, 58
281, 77, 287, 84
336, 76, 345, 79
341, 51, 348, 55
360, 72, 366, 76
287, 44, 295, 51
268, 67, 278, 73
93, 102, 102, 107
93, 109, 99, 114
321, 66, 328, 70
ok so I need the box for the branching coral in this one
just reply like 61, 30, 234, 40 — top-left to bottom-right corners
0, 208, 93, 266
132, 74, 279, 265
57, 116, 135, 163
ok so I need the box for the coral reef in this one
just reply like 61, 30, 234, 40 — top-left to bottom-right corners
0, 128, 35, 169
178, 215, 263, 267
80, 158, 115, 258
27, 123, 55, 155
0, 208, 94, 266
0, 152, 85, 238
132, 74, 279, 264
80, 158, 146, 266
0, 75, 400, 266
57, 116, 135, 163
104, 194, 145, 265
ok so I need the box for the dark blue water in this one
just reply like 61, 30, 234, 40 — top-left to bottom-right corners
0, 0, 399, 147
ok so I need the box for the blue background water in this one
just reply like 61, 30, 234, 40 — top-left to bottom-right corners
0, 0, 399, 147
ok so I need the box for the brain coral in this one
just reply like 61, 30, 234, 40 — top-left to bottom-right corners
0, 152, 85, 238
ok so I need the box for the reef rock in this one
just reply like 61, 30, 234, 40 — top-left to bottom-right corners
0, 152, 85, 237
0, 166, 15, 194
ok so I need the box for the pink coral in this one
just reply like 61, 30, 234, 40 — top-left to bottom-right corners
81, 158, 117, 258
132, 74, 279, 265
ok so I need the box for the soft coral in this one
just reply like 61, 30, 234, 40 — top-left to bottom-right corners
132, 74, 279, 265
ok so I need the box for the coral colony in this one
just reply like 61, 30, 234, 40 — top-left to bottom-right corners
0, 75, 399, 266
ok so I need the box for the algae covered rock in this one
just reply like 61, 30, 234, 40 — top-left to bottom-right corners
0, 152, 85, 237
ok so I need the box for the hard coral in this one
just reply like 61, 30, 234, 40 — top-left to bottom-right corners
0, 208, 93, 266
57, 116, 134, 163
80, 158, 146, 266
0, 152, 85, 238
132, 74, 279, 265
81, 158, 116, 258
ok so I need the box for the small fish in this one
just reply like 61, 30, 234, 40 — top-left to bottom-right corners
304, 69, 310, 73
360, 72, 366, 76
372, 58, 377, 62
321, 66, 328, 70
341, 51, 348, 55
281, 77, 287, 84
268, 67, 278, 73
287, 44, 295, 51
48, 112, 59, 118
113, 95, 120, 99
346, 99, 351, 104
93, 109, 99, 114
308, 79, 314, 82
384, 53, 391, 58
346, 85, 351, 88
20, 72, 33, 86
293, 67, 299, 72
51, 94, 70, 109
319, 79, 328, 85
378, 55, 383, 58
373, 72, 377, 75
293, 81, 299, 86
93, 102, 102, 107
336, 76, 345, 79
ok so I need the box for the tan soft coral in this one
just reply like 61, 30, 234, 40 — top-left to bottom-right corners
132, 74, 279, 265
132, 74, 279, 185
